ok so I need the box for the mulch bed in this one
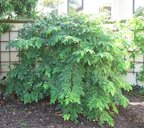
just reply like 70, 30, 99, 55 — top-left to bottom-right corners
0, 94, 144, 128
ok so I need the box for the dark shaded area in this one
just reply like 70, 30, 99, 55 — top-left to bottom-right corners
0, 94, 144, 128
0, 99, 103, 128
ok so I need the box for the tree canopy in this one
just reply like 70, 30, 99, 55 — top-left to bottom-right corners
0, 0, 38, 19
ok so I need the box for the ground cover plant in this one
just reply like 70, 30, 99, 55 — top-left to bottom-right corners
4, 13, 132, 126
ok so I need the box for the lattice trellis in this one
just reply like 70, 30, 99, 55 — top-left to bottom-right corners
124, 53, 144, 86
0, 30, 20, 80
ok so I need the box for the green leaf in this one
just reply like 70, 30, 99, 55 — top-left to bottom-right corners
63, 114, 71, 121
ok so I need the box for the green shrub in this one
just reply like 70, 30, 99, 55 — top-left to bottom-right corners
5, 13, 131, 126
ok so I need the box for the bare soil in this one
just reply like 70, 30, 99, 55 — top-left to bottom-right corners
0, 94, 144, 128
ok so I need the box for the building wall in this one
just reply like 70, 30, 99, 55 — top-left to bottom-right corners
135, 0, 144, 10
112, 0, 133, 20
58, 0, 144, 20
58, 0, 68, 15
76, 0, 112, 15
83, 0, 133, 20
40, 0, 144, 20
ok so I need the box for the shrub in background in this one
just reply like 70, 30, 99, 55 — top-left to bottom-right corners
5, 13, 131, 126
128, 8, 144, 82
0, 23, 12, 35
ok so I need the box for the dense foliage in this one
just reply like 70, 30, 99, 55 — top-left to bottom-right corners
0, 0, 13, 19
0, 23, 12, 34
0, 0, 37, 19
0, 0, 38, 35
5, 14, 131, 126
